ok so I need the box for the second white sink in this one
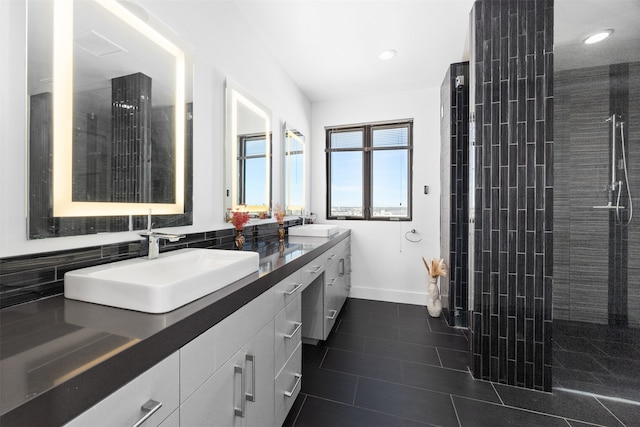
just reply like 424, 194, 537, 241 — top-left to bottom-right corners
288, 224, 339, 237
64, 248, 259, 313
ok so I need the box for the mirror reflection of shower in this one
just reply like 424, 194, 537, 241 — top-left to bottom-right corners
593, 114, 633, 225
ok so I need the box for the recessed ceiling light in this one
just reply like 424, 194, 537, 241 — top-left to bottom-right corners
379, 49, 397, 61
584, 30, 613, 45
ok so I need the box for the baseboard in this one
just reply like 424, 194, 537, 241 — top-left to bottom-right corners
348, 286, 428, 306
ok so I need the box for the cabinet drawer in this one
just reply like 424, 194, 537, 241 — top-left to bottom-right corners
274, 342, 302, 427
299, 259, 325, 287
274, 271, 303, 315
65, 352, 179, 427
274, 294, 301, 374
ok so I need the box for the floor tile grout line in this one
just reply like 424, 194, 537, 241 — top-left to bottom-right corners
435, 346, 444, 368
290, 393, 307, 427
594, 396, 628, 427
304, 393, 441, 427
351, 376, 359, 406
453, 394, 612, 426
491, 382, 505, 406
450, 394, 462, 427
313, 364, 503, 406
323, 345, 472, 375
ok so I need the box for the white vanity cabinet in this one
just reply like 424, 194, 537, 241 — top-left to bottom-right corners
57, 234, 351, 427
64, 352, 180, 427
273, 285, 303, 425
180, 320, 275, 427
302, 237, 351, 342
180, 288, 275, 427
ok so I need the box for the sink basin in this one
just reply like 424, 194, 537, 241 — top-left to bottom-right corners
287, 224, 339, 237
64, 248, 259, 313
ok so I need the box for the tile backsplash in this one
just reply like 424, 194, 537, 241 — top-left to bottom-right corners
0, 220, 300, 309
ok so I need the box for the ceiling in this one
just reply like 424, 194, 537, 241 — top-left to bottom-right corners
233, 0, 640, 103
234, 0, 476, 102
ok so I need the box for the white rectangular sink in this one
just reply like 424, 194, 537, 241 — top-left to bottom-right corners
287, 224, 339, 237
64, 248, 259, 313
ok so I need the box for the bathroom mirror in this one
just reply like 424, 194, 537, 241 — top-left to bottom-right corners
283, 125, 305, 215
225, 80, 272, 217
27, 0, 193, 238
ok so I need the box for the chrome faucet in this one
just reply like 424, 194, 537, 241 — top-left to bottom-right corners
139, 211, 185, 260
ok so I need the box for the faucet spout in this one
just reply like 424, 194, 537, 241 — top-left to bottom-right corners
139, 216, 185, 259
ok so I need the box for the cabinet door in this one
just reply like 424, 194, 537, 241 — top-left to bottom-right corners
180, 347, 244, 427
244, 320, 275, 427
180, 320, 275, 427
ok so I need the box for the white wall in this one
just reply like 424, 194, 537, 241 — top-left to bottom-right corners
311, 88, 443, 305
0, 0, 311, 257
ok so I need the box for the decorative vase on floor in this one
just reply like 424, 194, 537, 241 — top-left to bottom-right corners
234, 229, 245, 250
426, 276, 443, 317
278, 223, 285, 242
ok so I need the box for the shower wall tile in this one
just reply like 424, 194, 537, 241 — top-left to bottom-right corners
627, 62, 640, 328
0, 219, 301, 309
441, 62, 470, 328
554, 62, 640, 326
470, 0, 553, 392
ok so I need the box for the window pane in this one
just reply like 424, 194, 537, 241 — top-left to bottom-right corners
372, 126, 408, 148
372, 149, 409, 217
245, 137, 266, 156
243, 157, 267, 206
330, 151, 363, 217
330, 130, 363, 149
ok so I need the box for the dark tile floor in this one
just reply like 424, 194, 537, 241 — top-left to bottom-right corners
283, 298, 640, 427
553, 319, 640, 403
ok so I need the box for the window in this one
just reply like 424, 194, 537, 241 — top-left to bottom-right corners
237, 133, 271, 209
326, 120, 412, 220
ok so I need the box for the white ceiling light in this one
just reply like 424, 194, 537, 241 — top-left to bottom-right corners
584, 29, 613, 44
379, 49, 397, 60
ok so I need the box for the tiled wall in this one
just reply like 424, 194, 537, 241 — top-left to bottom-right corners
0, 220, 299, 309
469, 0, 554, 391
554, 62, 640, 327
440, 62, 470, 328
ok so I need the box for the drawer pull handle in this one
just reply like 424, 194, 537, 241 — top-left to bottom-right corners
327, 254, 337, 260
284, 373, 302, 398
245, 354, 256, 402
326, 278, 337, 286
326, 309, 338, 320
307, 265, 322, 274
284, 322, 302, 339
132, 400, 162, 427
285, 283, 303, 295
234, 365, 245, 417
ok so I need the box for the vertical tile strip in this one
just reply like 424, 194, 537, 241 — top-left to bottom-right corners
470, 0, 553, 392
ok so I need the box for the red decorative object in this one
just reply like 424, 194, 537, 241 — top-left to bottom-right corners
229, 210, 250, 231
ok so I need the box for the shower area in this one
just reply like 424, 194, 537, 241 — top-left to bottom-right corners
553, 1, 640, 402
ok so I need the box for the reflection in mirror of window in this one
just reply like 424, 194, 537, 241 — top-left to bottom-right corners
285, 128, 305, 215
225, 81, 272, 217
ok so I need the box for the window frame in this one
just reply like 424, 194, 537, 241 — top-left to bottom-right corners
325, 120, 413, 221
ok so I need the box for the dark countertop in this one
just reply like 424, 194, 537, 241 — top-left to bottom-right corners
0, 230, 350, 427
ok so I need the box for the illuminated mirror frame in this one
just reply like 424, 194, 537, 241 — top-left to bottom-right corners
225, 79, 272, 215
284, 125, 305, 215
52, 0, 185, 217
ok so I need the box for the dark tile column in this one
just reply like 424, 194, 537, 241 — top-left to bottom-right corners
441, 62, 470, 328
469, 0, 554, 391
